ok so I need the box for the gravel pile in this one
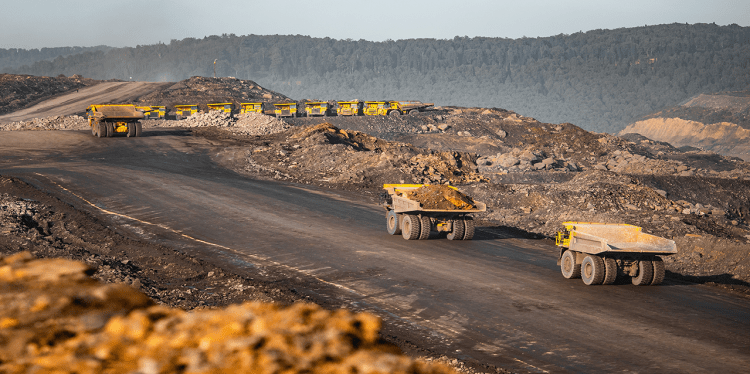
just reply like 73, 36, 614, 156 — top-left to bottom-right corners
0, 115, 88, 131
149, 111, 291, 136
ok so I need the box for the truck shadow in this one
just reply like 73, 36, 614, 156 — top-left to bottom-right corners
473, 224, 549, 241
665, 270, 750, 292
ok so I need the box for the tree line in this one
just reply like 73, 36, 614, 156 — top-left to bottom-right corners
2, 23, 749, 133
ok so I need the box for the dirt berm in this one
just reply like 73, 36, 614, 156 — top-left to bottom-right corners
0, 252, 455, 374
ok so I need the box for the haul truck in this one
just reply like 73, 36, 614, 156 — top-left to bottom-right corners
208, 103, 234, 113
240, 102, 264, 114
273, 103, 297, 118
336, 101, 362, 116
383, 184, 486, 241
174, 104, 198, 120
364, 101, 388, 116
387, 101, 434, 116
86, 104, 144, 138
304, 102, 330, 117
556, 222, 677, 286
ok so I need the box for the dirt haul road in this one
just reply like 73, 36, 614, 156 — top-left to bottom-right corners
0, 81, 171, 123
1, 130, 750, 373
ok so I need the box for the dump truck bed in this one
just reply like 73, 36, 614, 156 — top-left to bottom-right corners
561, 222, 676, 255
89, 105, 144, 120
384, 184, 486, 214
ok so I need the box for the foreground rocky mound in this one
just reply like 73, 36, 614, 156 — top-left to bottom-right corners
0, 252, 454, 374
0, 114, 88, 131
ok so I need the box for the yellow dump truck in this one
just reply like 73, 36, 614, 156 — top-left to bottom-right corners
383, 184, 486, 241
86, 104, 144, 138
174, 105, 198, 120
336, 101, 362, 116
208, 103, 234, 113
386, 101, 435, 116
363, 101, 388, 116
240, 102, 264, 114
304, 102, 330, 117
273, 103, 297, 118
136, 106, 166, 120
556, 222, 677, 286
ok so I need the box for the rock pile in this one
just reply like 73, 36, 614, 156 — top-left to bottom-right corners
0, 115, 88, 131
158, 111, 291, 136
402, 185, 477, 210
0, 252, 455, 374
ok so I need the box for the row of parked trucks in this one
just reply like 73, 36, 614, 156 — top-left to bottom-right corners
172, 100, 434, 119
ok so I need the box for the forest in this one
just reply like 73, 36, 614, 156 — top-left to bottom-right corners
2, 23, 749, 133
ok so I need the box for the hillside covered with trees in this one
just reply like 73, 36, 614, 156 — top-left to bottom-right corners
2, 23, 748, 133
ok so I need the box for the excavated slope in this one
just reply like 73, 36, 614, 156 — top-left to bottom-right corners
620, 117, 750, 161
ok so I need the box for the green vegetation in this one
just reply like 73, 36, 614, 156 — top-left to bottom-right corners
2, 23, 749, 133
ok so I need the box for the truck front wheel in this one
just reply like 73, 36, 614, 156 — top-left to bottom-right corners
561, 250, 580, 279
581, 255, 605, 285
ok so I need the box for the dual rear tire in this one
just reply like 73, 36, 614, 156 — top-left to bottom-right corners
562, 251, 666, 286
386, 211, 474, 240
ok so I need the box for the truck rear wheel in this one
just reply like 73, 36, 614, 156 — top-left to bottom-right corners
581, 255, 605, 285
561, 250, 580, 279
401, 214, 421, 240
127, 123, 136, 137
135, 122, 142, 137
419, 215, 431, 240
97, 123, 106, 138
106, 123, 114, 137
409, 109, 419, 115
386, 210, 401, 235
447, 218, 465, 240
632, 259, 654, 286
650, 257, 665, 285
603, 257, 618, 285
462, 217, 475, 240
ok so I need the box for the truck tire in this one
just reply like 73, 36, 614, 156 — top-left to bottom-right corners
386, 210, 401, 235
97, 123, 106, 138
91, 124, 97, 136
581, 255, 605, 285
389, 110, 400, 116
446, 218, 465, 240
127, 123, 136, 137
560, 250, 580, 279
462, 217, 475, 240
106, 122, 114, 137
602, 257, 618, 285
135, 122, 142, 137
632, 259, 654, 286
650, 257, 665, 285
409, 109, 419, 115
419, 215, 431, 240
401, 214, 421, 240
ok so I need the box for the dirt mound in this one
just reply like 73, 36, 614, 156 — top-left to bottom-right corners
0, 74, 95, 115
133, 76, 291, 114
197, 122, 485, 189
0, 252, 455, 374
620, 117, 750, 161
402, 185, 477, 210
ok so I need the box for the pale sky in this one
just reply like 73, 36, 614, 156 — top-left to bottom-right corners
1, 0, 748, 49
